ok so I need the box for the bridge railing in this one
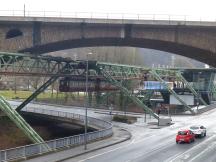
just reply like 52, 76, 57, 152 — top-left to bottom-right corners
0, 10, 215, 22
0, 106, 112, 162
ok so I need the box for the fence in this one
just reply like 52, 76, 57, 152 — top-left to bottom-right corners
0, 10, 215, 22
0, 106, 112, 162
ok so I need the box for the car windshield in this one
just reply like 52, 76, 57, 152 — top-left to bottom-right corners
190, 126, 199, 129
178, 131, 187, 135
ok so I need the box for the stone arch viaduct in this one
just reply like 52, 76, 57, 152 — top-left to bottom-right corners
1, 16, 216, 66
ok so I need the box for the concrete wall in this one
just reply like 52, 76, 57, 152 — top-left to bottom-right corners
1, 17, 216, 66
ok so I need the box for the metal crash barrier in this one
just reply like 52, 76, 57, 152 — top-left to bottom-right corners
0, 107, 113, 162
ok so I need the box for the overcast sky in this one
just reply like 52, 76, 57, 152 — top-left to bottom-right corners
1, 0, 216, 18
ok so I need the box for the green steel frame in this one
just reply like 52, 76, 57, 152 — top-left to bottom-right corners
175, 71, 207, 106
0, 52, 78, 77
16, 63, 74, 111
16, 75, 59, 111
0, 96, 49, 149
1, 51, 216, 145
99, 67, 159, 119
150, 69, 195, 114
136, 90, 154, 103
208, 73, 216, 100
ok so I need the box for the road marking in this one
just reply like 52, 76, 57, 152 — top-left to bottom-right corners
131, 134, 156, 144
126, 140, 174, 162
76, 134, 156, 162
188, 141, 216, 162
77, 143, 131, 162
168, 134, 216, 162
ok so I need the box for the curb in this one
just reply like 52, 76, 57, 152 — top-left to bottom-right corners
54, 128, 132, 162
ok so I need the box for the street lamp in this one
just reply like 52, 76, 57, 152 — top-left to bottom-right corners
197, 72, 202, 113
84, 52, 92, 150
73, 53, 77, 61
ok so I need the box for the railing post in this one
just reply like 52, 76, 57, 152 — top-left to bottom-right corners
4, 151, 6, 162
39, 144, 42, 154
0, 105, 112, 162
67, 137, 70, 148
54, 139, 57, 150
24, 146, 27, 160
122, 13, 124, 20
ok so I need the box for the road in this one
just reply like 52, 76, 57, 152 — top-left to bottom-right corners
59, 107, 216, 162
9, 101, 216, 162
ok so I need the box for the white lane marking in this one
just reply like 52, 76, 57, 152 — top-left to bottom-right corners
168, 134, 216, 162
126, 140, 174, 162
76, 134, 156, 162
188, 141, 216, 162
131, 134, 156, 144
77, 143, 131, 162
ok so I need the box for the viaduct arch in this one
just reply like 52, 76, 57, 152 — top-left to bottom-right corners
0, 17, 216, 66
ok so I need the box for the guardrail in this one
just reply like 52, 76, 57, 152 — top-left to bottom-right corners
0, 106, 112, 162
0, 10, 215, 22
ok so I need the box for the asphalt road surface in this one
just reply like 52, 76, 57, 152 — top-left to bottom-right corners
61, 107, 216, 162
9, 101, 216, 162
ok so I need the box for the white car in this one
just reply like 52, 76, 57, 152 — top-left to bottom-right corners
189, 125, 206, 138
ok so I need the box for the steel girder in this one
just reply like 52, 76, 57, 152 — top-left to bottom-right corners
0, 52, 78, 77
150, 69, 195, 114
208, 73, 216, 100
16, 63, 76, 112
99, 67, 159, 120
0, 52, 214, 115
96, 62, 145, 79
0, 96, 49, 148
175, 71, 207, 106
16, 75, 59, 112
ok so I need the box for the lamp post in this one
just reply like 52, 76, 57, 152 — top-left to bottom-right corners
197, 72, 201, 113
24, 4, 26, 17
84, 52, 92, 150
73, 53, 77, 61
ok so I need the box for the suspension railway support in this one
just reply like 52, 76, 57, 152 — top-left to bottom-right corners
4, 51, 216, 143
0, 51, 78, 77
0, 52, 215, 117
0, 96, 49, 149
150, 69, 195, 114
98, 67, 159, 120
16, 63, 75, 111
175, 71, 207, 106
208, 73, 216, 101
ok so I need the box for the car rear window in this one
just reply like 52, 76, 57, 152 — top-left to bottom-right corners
178, 131, 187, 135
190, 126, 199, 129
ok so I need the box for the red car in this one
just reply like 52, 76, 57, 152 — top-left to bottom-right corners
176, 129, 195, 144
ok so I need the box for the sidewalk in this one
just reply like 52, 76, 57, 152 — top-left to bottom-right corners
24, 127, 131, 162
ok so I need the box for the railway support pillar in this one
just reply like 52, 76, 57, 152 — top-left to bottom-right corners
16, 75, 59, 111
